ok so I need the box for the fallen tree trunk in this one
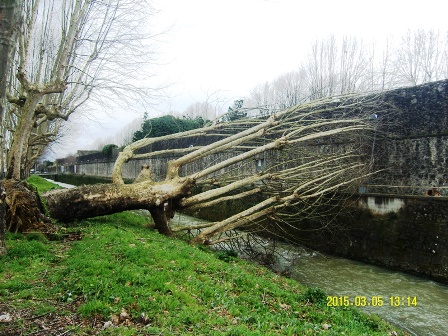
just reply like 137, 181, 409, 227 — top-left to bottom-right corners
43, 178, 194, 234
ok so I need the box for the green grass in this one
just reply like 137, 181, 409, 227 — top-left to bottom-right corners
0, 176, 408, 335
27, 174, 62, 193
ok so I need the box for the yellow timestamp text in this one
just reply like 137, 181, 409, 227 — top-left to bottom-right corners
326, 296, 417, 307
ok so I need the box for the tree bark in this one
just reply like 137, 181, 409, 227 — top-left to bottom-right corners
0, 0, 21, 254
0, 0, 20, 113
149, 207, 173, 236
43, 178, 194, 234
6, 94, 41, 180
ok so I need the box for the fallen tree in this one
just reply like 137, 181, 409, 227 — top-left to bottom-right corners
40, 93, 382, 244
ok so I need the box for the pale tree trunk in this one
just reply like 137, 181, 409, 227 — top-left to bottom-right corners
0, 0, 21, 255
0, 0, 20, 109
6, 94, 41, 180
43, 177, 194, 235
2, 0, 160, 183
0, 0, 160, 240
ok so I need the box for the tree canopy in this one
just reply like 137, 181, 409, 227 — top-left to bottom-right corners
101, 144, 118, 158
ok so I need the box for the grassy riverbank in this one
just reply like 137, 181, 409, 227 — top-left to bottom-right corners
0, 177, 408, 335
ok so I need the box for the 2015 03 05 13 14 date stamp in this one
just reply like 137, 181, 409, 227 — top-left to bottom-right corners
326, 296, 418, 307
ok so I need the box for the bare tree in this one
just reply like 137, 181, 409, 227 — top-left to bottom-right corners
444, 31, 448, 79
338, 36, 371, 94
2, 0, 160, 181
370, 37, 397, 91
303, 35, 372, 99
245, 72, 308, 117
0, 0, 165, 243
304, 35, 338, 99
271, 70, 308, 109
41, 93, 379, 244
246, 81, 275, 115
393, 29, 448, 86
183, 101, 218, 121
181, 89, 228, 121
0, 0, 22, 255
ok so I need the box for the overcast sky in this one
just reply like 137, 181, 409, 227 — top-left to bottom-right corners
55, 0, 448, 158
150, 0, 448, 111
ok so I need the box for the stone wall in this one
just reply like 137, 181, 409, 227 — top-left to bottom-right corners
70, 80, 448, 195
368, 135, 448, 194
75, 151, 260, 182
291, 195, 448, 284
367, 79, 448, 194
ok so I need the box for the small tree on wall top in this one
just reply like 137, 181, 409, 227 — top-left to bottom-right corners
101, 144, 118, 159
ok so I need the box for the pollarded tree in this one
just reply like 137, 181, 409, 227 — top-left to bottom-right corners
2, 0, 160, 181
41, 92, 384, 244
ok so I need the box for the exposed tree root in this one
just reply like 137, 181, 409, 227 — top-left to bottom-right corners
3, 179, 56, 234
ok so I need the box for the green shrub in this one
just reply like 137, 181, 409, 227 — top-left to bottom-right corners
25, 232, 48, 242
301, 287, 327, 305
215, 249, 239, 262
101, 144, 118, 158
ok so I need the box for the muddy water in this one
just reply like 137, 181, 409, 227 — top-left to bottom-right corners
172, 214, 448, 336
289, 250, 448, 336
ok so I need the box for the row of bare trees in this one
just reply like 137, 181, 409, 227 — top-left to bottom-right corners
72, 29, 448, 151
244, 31, 448, 112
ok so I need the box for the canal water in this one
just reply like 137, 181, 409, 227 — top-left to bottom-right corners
171, 214, 448, 336
289, 249, 448, 336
